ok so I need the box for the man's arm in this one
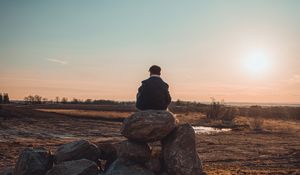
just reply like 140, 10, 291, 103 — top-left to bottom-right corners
136, 83, 145, 110
165, 84, 171, 107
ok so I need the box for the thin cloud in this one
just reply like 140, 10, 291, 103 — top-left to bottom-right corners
46, 58, 67, 65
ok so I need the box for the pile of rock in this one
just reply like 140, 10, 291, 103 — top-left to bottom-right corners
112, 110, 205, 175
6, 140, 102, 175
1, 110, 205, 175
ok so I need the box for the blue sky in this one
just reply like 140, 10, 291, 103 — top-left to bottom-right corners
1, 0, 300, 102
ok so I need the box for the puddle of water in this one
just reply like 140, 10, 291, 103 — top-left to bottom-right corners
193, 126, 231, 134
49, 133, 76, 139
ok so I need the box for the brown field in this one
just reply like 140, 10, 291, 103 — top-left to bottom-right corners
0, 104, 299, 174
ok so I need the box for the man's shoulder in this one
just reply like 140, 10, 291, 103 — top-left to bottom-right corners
141, 78, 149, 84
142, 77, 168, 87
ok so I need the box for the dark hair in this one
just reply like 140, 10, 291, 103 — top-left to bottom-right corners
149, 65, 161, 75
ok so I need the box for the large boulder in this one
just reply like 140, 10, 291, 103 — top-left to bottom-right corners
54, 140, 100, 164
46, 159, 98, 175
118, 140, 151, 164
104, 159, 155, 175
162, 124, 205, 175
121, 110, 177, 142
14, 148, 53, 175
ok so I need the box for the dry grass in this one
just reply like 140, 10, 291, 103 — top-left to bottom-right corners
36, 109, 132, 121
249, 117, 264, 131
175, 112, 206, 124
0, 104, 300, 174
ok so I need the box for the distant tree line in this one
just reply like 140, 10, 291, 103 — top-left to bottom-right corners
0, 93, 10, 104
23, 95, 134, 105
24, 95, 47, 104
20, 95, 300, 120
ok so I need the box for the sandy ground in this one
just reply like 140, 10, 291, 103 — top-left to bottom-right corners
0, 104, 299, 174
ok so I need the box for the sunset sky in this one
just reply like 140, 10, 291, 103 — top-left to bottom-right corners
1, 1, 300, 103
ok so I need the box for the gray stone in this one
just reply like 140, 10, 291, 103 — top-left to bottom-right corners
46, 159, 98, 175
14, 148, 53, 175
0, 167, 13, 175
96, 143, 118, 171
104, 159, 155, 175
145, 156, 161, 173
118, 140, 151, 164
54, 140, 100, 164
162, 124, 205, 175
121, 110, 177, 142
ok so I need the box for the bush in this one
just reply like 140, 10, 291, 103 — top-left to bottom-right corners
206, 99, 223, 120
249, 117, 264, 131
221, 107, 238, 125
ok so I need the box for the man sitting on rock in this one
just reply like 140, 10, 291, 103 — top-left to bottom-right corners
136, 65, 171, 110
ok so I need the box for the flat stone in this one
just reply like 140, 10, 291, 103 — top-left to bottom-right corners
54, 140, 100, 164
121, 110, 177, 142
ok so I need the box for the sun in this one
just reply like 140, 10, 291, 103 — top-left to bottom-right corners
243, 49, 271, 75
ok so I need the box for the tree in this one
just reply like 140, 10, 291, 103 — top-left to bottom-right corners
24, 95, 42, 104
3, 93, 9, 104
42, 98, 48, 104
71, 98, 80, 104
55, 97, 60, 103
85, 99, 92, 104
0, 93, 3, 104
34, 95, 42, 104
61, 97, 68, 103
26, 95, 35, 104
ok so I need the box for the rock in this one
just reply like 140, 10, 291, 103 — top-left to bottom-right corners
121, 110, 177, 142
14, 148, 53, 175
97, 143, 118, 161
54, 140, 100, 164
145, 156, 161, 173
46, 159, 98, 175
157, 173, 168, 175
145, 146, 162, 173
162, 124, 205, 175
104, 159, 155, 175
0, 167, 13, 175
118, 140, 151, 164
97, 143, 118, 171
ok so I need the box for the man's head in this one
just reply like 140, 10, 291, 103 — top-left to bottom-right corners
149, 65, 161, 75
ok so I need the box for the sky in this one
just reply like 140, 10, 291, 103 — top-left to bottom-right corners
0, 0, 300, 103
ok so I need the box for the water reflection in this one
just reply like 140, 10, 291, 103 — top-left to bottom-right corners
193, 126, 231, 134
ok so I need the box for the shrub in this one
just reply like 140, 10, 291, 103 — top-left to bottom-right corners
221, 107, 238, 125
206, 98, 224, 120
249, 117, 264, 131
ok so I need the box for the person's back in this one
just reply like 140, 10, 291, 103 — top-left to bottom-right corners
136, 65, 171, 110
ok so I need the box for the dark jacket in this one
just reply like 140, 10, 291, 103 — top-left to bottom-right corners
136, 76, 171, 110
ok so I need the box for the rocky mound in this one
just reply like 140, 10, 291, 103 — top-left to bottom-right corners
1, 110, 205, 175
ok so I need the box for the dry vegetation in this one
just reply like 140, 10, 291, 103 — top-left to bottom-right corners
0, 104, 299, 174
